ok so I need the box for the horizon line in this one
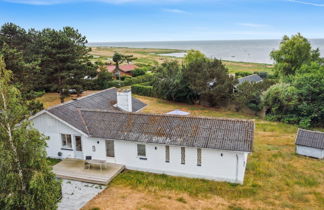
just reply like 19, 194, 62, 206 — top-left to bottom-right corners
87, 37, 324, 44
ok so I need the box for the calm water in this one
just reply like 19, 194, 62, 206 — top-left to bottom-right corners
88, 39, 324, 64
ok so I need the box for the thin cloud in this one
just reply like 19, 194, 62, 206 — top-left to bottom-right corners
287, 0, 324, 7
3, 0, 186, 5
238, 23, 269, 28
3, 0, 67, 4
163, 8, 190, 14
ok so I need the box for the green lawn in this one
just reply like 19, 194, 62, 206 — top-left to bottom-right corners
47, 158, 61, 166
223, 60, 273, 74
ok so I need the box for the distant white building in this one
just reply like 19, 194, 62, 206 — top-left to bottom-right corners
295, 129, 324, 159
30, 88, 255, 184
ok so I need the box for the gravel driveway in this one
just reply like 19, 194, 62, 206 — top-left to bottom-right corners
58, 179, 105, 210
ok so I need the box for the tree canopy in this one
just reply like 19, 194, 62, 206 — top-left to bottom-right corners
0, 23, 97, 103
262, 62, 324, 128
264, 33, 324, 128
183, 51, 235, 107
270, 33, 321, 80
0, 57, 61, 209
153, 61, 196, 103
153, 50, 235, 106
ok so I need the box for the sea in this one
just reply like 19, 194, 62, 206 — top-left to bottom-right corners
88, 39, 324, 64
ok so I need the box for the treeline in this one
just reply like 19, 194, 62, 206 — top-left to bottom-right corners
134, 50, 274, 110
134, 34, 324, 128
1, 23, 322, 128
0, 23, 98, 108
263, 33, 324, 128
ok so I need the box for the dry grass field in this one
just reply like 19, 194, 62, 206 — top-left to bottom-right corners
38, 93, 324, 210
81, 96, 323, 210
90, 47, 273, 74
36, 90, 99, 109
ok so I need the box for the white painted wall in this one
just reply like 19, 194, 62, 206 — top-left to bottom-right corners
31, 112, 250, 184
111, 140, 248, 184
296, 145, 324, 159
31, 112, 86, 159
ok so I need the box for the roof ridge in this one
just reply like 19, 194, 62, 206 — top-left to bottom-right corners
47, 87, 117, 110
77, 108, 90, 134
298, 128, 324, 135
79, 108, 255, 124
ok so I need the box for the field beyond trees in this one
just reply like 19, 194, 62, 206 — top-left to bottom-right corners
90, 46, 273, 74
38, 93, 324, 210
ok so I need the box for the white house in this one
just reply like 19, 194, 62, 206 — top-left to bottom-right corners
31, 88, 255, 184
295, 129, 324, 159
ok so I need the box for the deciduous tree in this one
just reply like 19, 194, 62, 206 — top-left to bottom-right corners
0, 57, 61, 209
270, 33, 321, 79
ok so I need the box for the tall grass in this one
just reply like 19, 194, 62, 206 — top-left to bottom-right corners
110, 95, 324, 209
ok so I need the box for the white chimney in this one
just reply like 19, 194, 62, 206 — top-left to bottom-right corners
117, 89, 132, 112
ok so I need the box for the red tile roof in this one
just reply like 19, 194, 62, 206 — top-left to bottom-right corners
107, 64, 138, 73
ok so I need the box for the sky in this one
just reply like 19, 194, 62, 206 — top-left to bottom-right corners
0, 0, 323, 42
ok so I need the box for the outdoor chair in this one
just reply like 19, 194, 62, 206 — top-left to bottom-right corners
84, 156, 92, 169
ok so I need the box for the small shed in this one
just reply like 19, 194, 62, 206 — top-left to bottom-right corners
295, 129, 324, 159
166, 110, 190, 116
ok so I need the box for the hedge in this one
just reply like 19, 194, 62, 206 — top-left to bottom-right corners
131, 83, 155, 97
107, 73, 154, 88
235, 71, 252, 78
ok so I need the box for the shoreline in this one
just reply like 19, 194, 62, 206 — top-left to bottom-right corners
89, 46, 273, 65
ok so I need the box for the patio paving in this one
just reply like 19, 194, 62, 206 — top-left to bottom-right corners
53, 158, 125, 185
58, 179, 104, 210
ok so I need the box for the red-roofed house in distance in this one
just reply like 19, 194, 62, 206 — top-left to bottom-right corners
107, 64, 138, 77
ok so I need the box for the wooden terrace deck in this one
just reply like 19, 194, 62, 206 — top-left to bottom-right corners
53, 158, 125, 185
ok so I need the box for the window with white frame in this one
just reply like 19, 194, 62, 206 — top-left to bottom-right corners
137, 144, 146, 157
165, 145, 170, 163
197, 148, 202, 166
181, 147, 185, 164
61, 134, 72, 149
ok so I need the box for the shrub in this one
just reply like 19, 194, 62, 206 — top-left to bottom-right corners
107, 80, 124, 88
107, 74, 154, 88
87, 71, 113, 90
233, 79, 276, 113
120, 75, 132, 81
132, 68, 146, 77
123, 73, 154, 86
235, 71, 252, 78
27, 100, 44, 115
131, 83, 155, 97
254, 71, 268, 79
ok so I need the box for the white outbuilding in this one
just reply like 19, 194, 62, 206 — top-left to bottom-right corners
295, 129, 324, 159
30, 88, 255, 184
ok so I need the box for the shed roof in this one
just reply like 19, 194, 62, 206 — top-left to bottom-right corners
238, 74, 263, 85
295, 129, 324, 149
166, 110, 190, 116
47, 88, 146, 133
81, 110, 255, 152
